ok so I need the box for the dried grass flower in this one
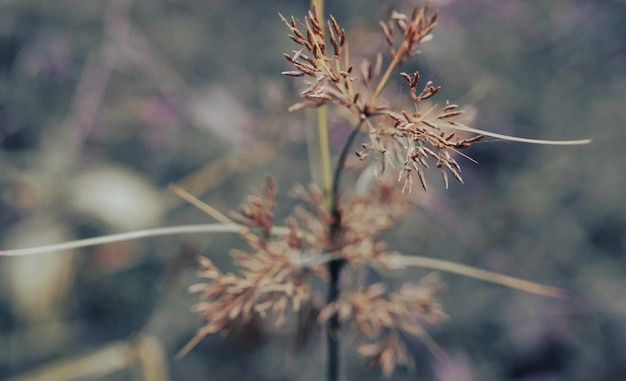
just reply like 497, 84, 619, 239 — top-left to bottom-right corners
282, 4, 484, 193
178, 178, 329, 357
177, 1, 587, 377
319, 275, 447, 376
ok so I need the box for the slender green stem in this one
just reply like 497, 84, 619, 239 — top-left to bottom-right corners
309, 0, 333, 212
371, 49, 402, 102
317, 105, 333, 211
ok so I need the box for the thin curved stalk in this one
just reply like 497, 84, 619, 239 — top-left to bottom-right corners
294, 253, 564, 299
169, 184, 235, 224
372, 50, 402, 101
317, 105, 333, 211
0, 224, 289, 257
387, 255, 564, 298
443, 121, 592, 145
331, 119, 365, 213
324, 118, 365, 381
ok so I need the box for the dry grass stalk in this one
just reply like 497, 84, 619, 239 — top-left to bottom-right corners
183, 3, 481, 375
183, 2, 585, 377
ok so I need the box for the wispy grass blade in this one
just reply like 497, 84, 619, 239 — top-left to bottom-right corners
388, 255, 565, 298
0, 224, 290, 257
169, 184, 235, 224
444, 121, 592, 145
293, 253, 564, 298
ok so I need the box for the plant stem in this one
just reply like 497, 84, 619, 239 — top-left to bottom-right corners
326, 256, 343, 381
0, 223, 269, 256
309, 0, 333, 213
326, 119, 364, 381
371, 49, 401, 102
307, 0, 341, 379
307, 2, 369, 379
331, 119, 365, 213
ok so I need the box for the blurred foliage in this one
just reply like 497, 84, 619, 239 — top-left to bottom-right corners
0, 0, 625, 380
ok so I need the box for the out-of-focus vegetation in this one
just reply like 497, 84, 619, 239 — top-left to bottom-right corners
0, 0, 624, 380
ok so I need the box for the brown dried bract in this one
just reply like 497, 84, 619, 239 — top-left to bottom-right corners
320, 275, 447, 376
230, 177, 277, 236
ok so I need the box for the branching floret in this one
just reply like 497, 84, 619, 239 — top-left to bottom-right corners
281, 4, 483, 193
185, 173, 446, 375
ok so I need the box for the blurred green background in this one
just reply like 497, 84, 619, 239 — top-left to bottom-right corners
0, 0, 624, 380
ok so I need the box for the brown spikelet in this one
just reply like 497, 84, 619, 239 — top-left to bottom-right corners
438, 110, 464, 119
416, 167, 427, 192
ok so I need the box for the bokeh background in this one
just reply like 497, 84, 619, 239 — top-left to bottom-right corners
0, 0, 624, 380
